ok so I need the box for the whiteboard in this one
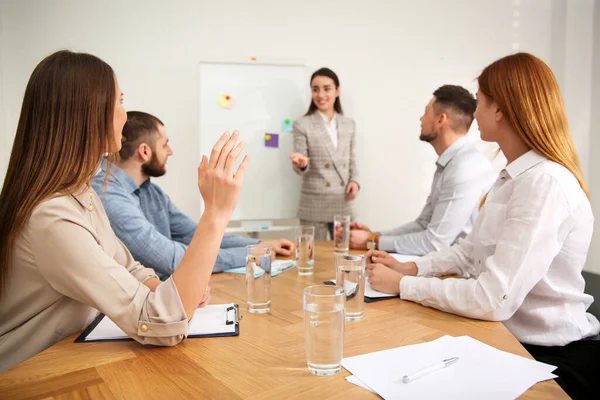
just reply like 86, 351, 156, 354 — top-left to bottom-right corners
199, 62, 307, 220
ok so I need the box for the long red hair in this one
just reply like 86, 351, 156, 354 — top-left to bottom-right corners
478, 52, 588, 207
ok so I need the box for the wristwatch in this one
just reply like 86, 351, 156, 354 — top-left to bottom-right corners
367, 233, 380, 251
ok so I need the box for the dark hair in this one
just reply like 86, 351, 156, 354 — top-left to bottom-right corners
432, 85, 477, 132
0, 50, 116, 298
119, 111, 164, 161
305, 67, 343, 116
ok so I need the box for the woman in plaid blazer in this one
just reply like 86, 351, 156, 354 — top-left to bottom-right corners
289, 68, 360, 240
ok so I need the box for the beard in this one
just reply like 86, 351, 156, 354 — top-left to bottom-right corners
419, 130, 438, 143
142, 153, 167, 178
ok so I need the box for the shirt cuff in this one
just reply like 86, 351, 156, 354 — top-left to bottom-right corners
231, 246, 249, 268
400, 275, 424, 301
138, 277, 189, 339
378, 236, 395, 252
414, 258, 432, 277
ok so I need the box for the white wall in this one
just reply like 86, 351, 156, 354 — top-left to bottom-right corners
561, 0, 595, 181
587, 0, 600, 275
0, 3, 6, 181
0, 0, 597, 268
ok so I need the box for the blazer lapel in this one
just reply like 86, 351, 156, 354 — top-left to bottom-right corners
335, 116, 350, 160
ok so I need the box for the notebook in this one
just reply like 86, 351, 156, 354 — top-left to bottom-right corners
75, 303, 239, 342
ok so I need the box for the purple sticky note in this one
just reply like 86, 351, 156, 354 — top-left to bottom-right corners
265, 133, 279, 148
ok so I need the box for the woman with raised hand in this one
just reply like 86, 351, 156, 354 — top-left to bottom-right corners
0, 50, 248, 373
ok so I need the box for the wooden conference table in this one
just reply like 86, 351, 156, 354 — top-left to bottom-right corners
0, 241, 566, 399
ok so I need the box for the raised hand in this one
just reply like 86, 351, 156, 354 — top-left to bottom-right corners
198, 131, 249, 221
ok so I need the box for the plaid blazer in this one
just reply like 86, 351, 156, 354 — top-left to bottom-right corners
292, 112, 359, 222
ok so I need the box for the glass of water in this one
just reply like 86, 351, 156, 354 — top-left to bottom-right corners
246, 244, 272, 314
333, 215, 350, 254
303, 285, 345, 376
296, 225, 315, 276
335, 254, 365, 321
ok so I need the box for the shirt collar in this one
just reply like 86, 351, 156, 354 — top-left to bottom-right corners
436, 136, 468, 168
71, 184, 94, 211
318, 111, 337, 125
100, 158, 142, 194
504, 149, 547, 179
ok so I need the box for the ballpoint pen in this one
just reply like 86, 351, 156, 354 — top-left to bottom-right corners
400, 357, 459, 383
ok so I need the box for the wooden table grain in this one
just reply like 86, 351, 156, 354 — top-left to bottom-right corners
0, 241, 567, 399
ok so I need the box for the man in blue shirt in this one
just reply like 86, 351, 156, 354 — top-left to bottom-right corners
92, 111, 294, 280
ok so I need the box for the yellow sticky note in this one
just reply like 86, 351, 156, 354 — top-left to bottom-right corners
217, 94, 235, 109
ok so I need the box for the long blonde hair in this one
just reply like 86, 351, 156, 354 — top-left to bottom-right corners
0, 50, 117, 298
478, 52, 589, 206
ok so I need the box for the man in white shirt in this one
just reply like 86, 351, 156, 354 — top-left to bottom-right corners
350, 85, 495, 255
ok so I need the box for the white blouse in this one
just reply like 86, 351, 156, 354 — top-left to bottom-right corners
401, 150, 600, 346
318, 111, 338, 149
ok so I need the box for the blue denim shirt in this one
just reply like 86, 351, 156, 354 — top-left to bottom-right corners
92, 160, 258, 280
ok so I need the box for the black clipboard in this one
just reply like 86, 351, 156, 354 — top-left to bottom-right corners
323, 280, 398, 303
75, 304, 240, 343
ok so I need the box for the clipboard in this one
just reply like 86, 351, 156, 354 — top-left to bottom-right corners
323, 280, 398, 303
75, 303, 240, 343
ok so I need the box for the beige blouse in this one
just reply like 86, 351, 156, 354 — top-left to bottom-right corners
0, 186, 189, 373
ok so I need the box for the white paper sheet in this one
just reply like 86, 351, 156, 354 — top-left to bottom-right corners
223, 259, 296, 276
188, 303, 237, 335
85, 315, 129, 340
84, 303, 236, 341
329, 278, 395, 299
346, 375, 376, 393
342, 335, 557, 400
